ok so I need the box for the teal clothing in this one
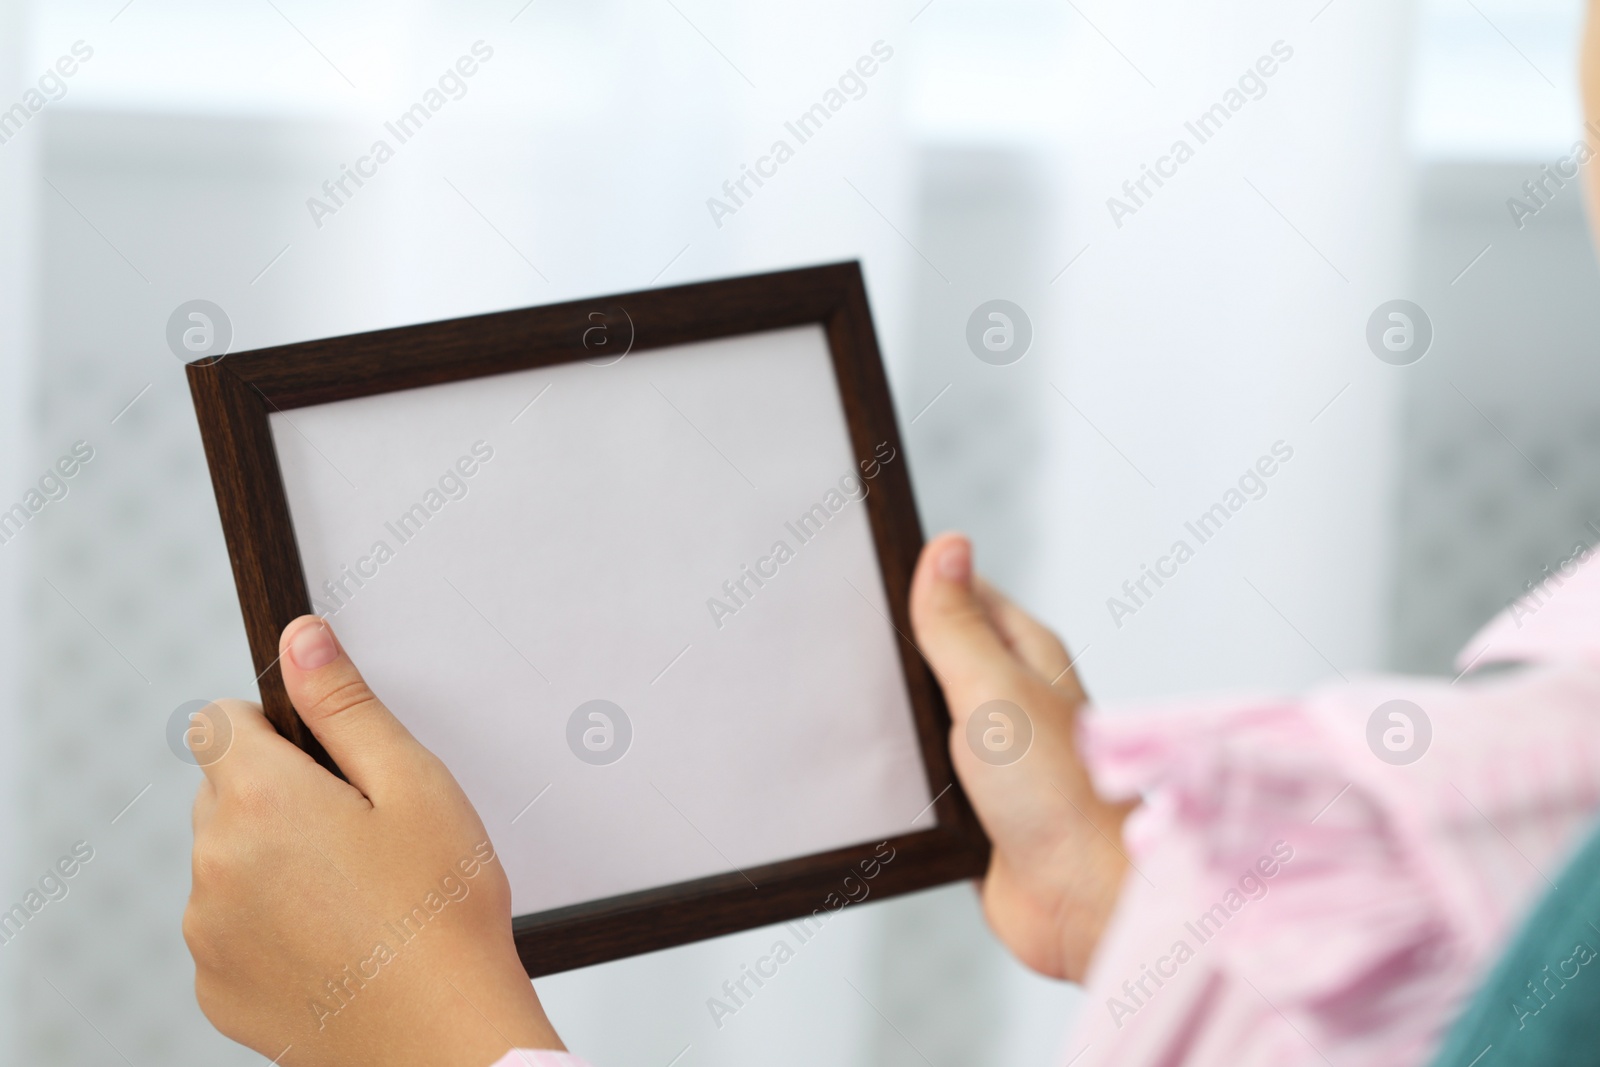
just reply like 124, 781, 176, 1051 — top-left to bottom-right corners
1430, 819, 1600, 1065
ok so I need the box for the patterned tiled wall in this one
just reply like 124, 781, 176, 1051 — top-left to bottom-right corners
1388, 163, 1600, 674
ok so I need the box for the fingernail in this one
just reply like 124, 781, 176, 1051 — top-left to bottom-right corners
289, 622, 339, 671
936, 538, 971, 583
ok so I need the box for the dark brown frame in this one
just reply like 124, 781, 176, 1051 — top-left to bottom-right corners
186, 261, 989, 976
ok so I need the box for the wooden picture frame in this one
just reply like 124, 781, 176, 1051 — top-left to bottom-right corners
186, 261, 989, 976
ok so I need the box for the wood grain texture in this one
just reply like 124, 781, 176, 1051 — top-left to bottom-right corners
512, 828, 982, 977
185, 261, 989, 974
185, 359, 338, 775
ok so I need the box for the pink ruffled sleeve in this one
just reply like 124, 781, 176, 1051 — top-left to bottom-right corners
1069, 659, 1600, 1067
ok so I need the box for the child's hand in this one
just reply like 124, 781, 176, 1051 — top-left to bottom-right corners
910, 533, 1132, 981
184, 617, 563, 1067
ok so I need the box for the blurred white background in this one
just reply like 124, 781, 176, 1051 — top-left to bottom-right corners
0, 0, 1595, 1063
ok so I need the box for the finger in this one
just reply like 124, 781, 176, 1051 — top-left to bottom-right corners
972, 578, 1069, 678
909, 533, 1029, 716
194, 699, 290, 789
972, 578, 1087, 702
278, 615, 423, 803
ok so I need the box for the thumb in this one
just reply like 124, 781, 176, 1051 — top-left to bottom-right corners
910, 533, 1027, 718
279, 615, 423, 802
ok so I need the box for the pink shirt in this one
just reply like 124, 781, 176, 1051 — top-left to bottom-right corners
501, 552, 1600, 1067
1071, 553, 1600, 1066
